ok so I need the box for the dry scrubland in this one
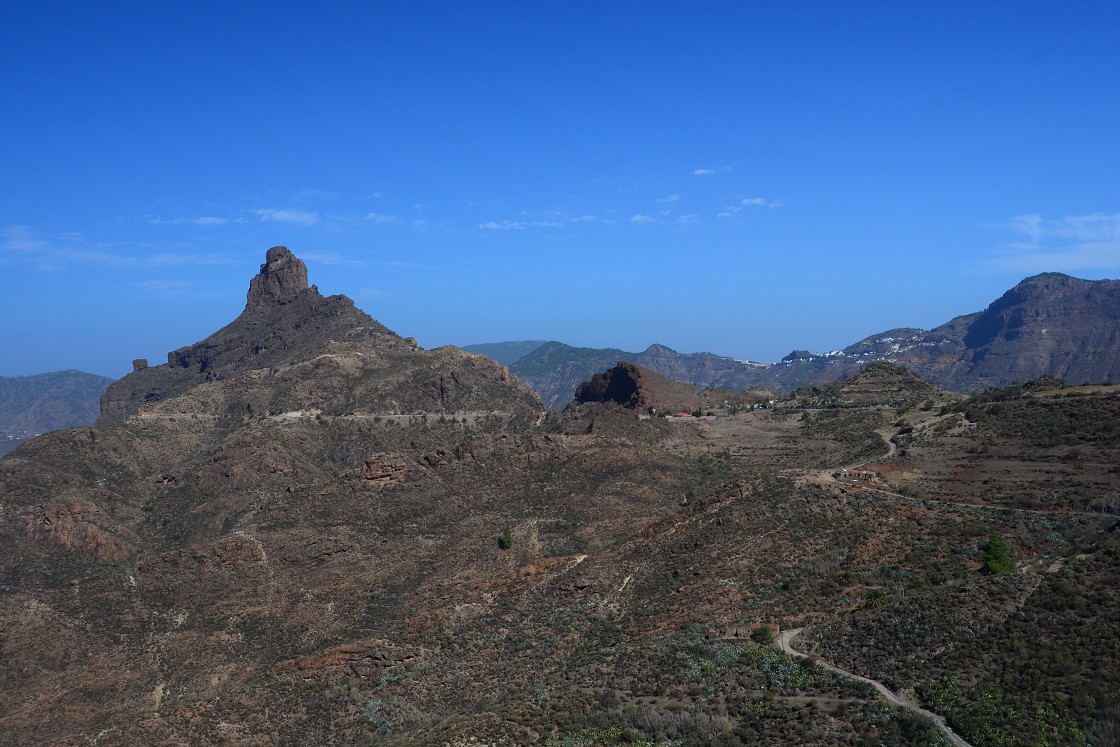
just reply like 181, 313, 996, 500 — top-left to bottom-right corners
1, 249, 1117, 747
3, 369, 1116, 746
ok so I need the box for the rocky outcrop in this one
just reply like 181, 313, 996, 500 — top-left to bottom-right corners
574, 362, 647, 409
362, 452, 414, 483
245, 245, 310, 309
509, 342, 771, 410
97, 246, 545, 427
574, 361, 769, 415
98, 248, 400, 423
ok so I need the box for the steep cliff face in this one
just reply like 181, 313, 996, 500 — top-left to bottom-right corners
946, 273, 1120, 388
244, 245, 310, 308
571, 361, 696, 412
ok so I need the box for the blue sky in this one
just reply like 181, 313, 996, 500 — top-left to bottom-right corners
3, 2, 1119, 378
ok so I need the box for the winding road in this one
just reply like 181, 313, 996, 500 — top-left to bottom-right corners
777, 628, 974, 747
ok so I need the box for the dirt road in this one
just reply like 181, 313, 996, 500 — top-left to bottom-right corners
777, 628, 974, 747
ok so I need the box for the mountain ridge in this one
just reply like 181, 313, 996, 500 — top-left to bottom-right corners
469, 272, 1120, 407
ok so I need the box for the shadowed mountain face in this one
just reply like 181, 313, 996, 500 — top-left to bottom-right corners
951, 273, 1120, 387
2, 252, 1118, 746
476, 273, 1120, 407
0, 370, 114, 455
575, 361, 771, 414
827, 274, 1119, 391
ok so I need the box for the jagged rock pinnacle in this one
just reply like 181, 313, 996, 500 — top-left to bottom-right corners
246, 246, 309, 308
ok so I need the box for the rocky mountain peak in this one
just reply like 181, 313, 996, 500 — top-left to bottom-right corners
640, 343, 678, 356
97, 245, 543, 426
98, 246, 393, 423
575, 362, 647, 409
245, 245, 309, 309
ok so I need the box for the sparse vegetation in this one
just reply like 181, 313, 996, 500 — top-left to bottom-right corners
3, 262, 1118, 746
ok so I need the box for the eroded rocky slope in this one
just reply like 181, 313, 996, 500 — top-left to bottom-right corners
1, 250, 1116, 747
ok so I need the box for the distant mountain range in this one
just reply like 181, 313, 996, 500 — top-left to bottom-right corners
0, 370, 114, 455
463, 341, 772, 410
6, 273, 1117, 429
467, 272, 1120, 408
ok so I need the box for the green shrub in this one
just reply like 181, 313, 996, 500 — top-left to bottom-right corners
750, 626, 775, 644
982, 535, 1013, 574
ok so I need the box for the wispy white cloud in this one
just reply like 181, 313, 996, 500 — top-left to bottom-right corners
480, 217, 564, 230
480, 220, 526, 230
148, 214, 234, 226
1009, 213, 1042, 243
987, 212, 1120, 273
742, 197, 784, 208
362, 212, 396, 224
630, 214, 656, 223
255, 208, 318, 226
657, 194, 681, 203
4, 225, 239, 270
301, 251, 366, 267
148, 253, 238, 266
2, 225, 47, 253
569, 215, 599, 223
719, 196, 784, 217
135, 279, 194, 291
676, 214, 699, 223
692, 168, 716, 176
